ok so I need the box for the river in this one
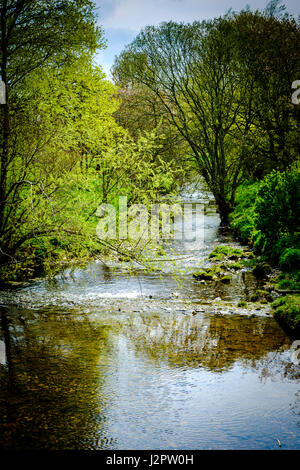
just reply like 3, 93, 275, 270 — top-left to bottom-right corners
0, 181, 299, 450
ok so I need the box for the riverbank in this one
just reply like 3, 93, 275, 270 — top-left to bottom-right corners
229, 168, 300, 338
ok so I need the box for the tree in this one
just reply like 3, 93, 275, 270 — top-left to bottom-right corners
0, 59, 123, 263
231, 9, 300, 177
113, 8, 300, 223
112, 19, 256, 225
114, 84, 188, 167
0, 0, 102, 262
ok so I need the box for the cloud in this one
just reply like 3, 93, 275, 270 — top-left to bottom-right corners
96, 0, 299, 32
94, 0, 300, 78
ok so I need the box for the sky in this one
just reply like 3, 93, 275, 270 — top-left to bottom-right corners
94, 0, 300, 77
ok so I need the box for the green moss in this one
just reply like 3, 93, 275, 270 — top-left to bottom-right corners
272, 295, 300, 336
208, 245, 244, 260
237, 300, 248, 308
193, 270, 215, 281
229, 261, 244, 270
250, 289, 274, 302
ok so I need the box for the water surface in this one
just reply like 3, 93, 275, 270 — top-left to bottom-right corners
0, 181, 299, 450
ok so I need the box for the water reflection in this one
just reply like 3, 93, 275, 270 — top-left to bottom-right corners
100, 310, 300, 450
0, 305, 299, 450
121, 311, 291, 372
0, 307, 115, 450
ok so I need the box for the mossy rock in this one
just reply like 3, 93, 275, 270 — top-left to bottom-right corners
193, 270, 215, 281
208, 245, 244, 260
228, 254, 240, 261
237, 300, 248, 308
252, 262, 272, 279
220, 275, 231, 284
220, 263, 228, 270
229, 261, 244, 271
118, 256, 130, 262
272, 295, 300, 337
262, 283, 275, 293
209, 266, 225, 276
250, 289, 274, 302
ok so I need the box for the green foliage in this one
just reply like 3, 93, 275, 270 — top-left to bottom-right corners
275, 272, 300, 291
0, 0, 187, 281
255, 168, 300, 257
112, 18, 256, 223
114, 86, 188, 168
272, 295, 300, 335
279, 249, 300, 272
113, 10, 300, 223
230, 181, 261, 245
231, 9, 300, 176
1, 1, 299, 284
231, 167, 300, 267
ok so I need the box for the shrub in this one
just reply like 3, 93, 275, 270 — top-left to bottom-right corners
255, 167, 300, 259
279, 248, 300, 272
231, 166, 300, 268
230, 181, 260, 245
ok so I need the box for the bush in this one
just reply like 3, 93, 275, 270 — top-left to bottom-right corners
231, 166, 300, 268
255, 167, 300, 259
230, 181, 260, 245
275, 272, 300, 291
279, 248, 300, 272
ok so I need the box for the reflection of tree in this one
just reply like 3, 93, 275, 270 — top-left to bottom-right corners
191, 271, 264, 302
124, 311, 291, 372
0, 307, 115, 450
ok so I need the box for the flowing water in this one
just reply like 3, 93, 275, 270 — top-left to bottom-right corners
0, 181, 299, 450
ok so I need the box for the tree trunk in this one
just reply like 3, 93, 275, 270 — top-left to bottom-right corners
214, 193, 232, 227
